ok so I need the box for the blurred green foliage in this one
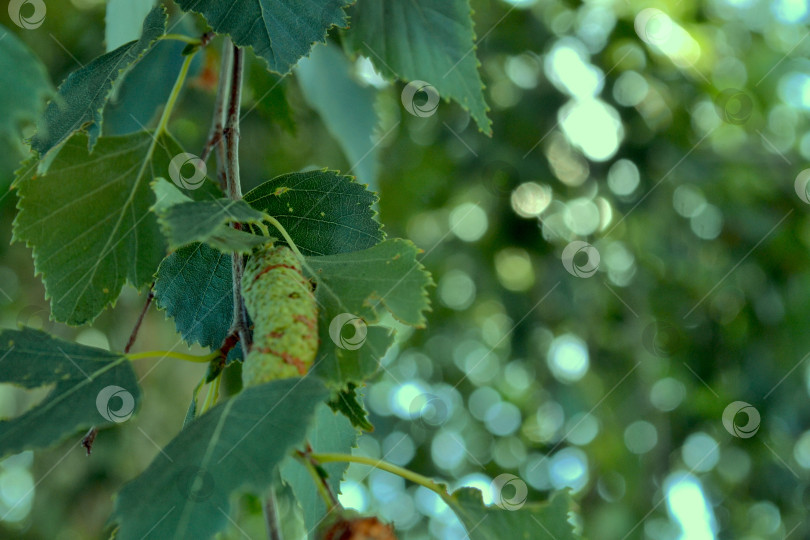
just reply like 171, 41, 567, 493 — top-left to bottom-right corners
2, 0, 810, 538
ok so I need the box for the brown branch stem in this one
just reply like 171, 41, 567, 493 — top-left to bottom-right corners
221, 42, 251, 355
263, 493, 283, 540
125, 285, 154, 354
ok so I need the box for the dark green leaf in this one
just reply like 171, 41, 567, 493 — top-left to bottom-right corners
31, 6, 166, 155
175, 0, 351, 75
244, 170, 383, 256
112, 377, 327, 540
345, 0, 491, 134
0, 328, 141, 459
153, 243, 234, 349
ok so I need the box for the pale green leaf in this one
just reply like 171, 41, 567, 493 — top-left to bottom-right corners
0, 327, 141, 459
313, 326, 394, 388
104, 15, 202, 136
306, 238, 432, 327
296, 42, 379, 186
345, 0, 491, 134
31, 6, 166, 155
175, 0, 351, 75
112, 377, 327, 540
12, 131, 181, 325
153, 243, 235, 350
305, 238, 430, 386
151, 178, 268, 253
0, 24, 54, 142
105, 0, 156, 51
243, 170, 383, 256
445, 488, 577, 540
280, 403, 358, 534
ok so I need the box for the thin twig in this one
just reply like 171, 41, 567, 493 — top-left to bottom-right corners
125, 285, 154, 354
263, 493, 283, 540
222, 42, 251, 357
81, 427, 97, 456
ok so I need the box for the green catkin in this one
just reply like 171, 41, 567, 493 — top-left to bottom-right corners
241, 243, 319, 387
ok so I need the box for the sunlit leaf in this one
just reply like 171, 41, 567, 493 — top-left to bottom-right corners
345, 0, 491, 134
296, 43, 379, 186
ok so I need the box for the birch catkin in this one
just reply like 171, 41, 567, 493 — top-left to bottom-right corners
240, 243, 318, 386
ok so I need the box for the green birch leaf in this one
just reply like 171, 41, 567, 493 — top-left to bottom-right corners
153, 242, 234, 350
0, 327, 141, 459
279, 403, 358, 535
305, 238, 430, 386
103, 38, 197, 136
243, 170, 383, 256
12, 131, 182, 325
296, 42, 379, 186
306, 238, 432, 327
31, 6, 166, 156
112, 377, 327, 540
313, 326, 394, 388
445, 488, 577, 540
345, 0, 492, 135
0, 24, 54, 142
175, 0, 351, 75
151, 178, 267, 253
